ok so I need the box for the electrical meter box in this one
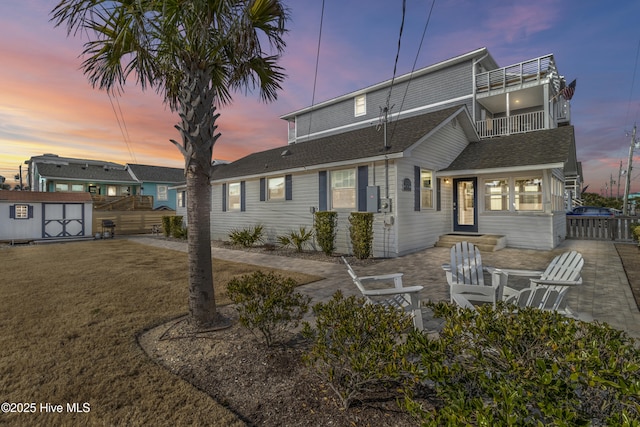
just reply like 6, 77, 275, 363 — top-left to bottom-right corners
366, 186, 380, 212
380, 198, 392, 213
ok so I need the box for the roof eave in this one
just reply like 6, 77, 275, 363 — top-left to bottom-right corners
440, 162, 565, 177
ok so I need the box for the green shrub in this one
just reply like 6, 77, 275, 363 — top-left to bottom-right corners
161, 216, 171, 237
349, 212, 374, 259
277, 226, 314, 252
630, 222, 640, 244
401, 302, 640, 425
170, 216, 184, 239
228, 224, 264, 247
302, 291, 414, 409
227, 271, 311, 347
314, 211, 337, 256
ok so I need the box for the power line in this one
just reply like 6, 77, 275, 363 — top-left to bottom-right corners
305, 0, 325, 142
383, 0, 406, 114
107, 92, 137, 164
388, 0, 436, 145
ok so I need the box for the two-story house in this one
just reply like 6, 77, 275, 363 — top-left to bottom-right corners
209, 47, 580, 256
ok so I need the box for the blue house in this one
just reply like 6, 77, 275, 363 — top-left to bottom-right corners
126, 164, 185, 210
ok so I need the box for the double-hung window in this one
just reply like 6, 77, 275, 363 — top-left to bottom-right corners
267, 177, 285, 200
515, 177, 543, 211
157, 185, 168, 201
484, 179, 509, 211
228, 182, 241, 211
331, 169, 356, 209
354, 94, 366, 117
420, 170, 434, 209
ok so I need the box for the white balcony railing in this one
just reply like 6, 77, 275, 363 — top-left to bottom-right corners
476, 111, 547, 138
475, 54, 558, 94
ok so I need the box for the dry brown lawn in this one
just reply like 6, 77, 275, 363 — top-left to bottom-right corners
0, 239, 321, 426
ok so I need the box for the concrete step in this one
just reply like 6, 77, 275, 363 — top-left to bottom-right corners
436, 233, 507, 252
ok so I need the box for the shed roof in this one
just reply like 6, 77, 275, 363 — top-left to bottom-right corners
213, 105, 473, 180
440, 126, 576, 173
0, 191, 93, 203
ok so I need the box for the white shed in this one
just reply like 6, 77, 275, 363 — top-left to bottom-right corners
0, 191, 93, 242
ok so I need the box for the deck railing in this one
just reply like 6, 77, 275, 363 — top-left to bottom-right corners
475, 54, 558, 94
566, 216, 637, 242
475, 111, 547, 138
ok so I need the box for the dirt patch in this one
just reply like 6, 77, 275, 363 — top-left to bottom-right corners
616, 243, 640, 311
139, 307, 418, 426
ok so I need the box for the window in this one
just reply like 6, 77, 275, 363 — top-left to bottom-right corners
552, 176, 564, 211
267, 177, 285, 200
515, 177, 543, 211
10, 204, 32, 220
71, 184, 84, 192
228, 182, 241, 211
420, 170, 434, 209
354, 94, 366, 117
177, 190, 185, 208
55, 183, 69, 192
484, 179, 509, 211
331, 169, 356, 209
107, 185, 117, 196
15, 204, 28, 219
157, 185, 168, 201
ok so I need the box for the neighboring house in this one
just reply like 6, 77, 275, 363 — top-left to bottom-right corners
211, 47, 580, 256
126, 164, 185, 210
0, 191, 93, 242
27, 154, 140, 196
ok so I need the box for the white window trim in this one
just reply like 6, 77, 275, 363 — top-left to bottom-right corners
483, 178, 510, 212
330, 169, 356, 210
420, 169, 434, 210
228, 182, 241, 211
514, 177, 543, 211
157, 185, 168, 201
15, 204, 29, 219
267, 176, 285, 201
354, 94, 366, 117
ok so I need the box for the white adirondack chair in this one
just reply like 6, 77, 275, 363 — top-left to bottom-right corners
498, 251, 584, 316
442, 241, 503, 307
341, 257, 424, 330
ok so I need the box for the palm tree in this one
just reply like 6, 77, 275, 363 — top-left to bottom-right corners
52, 0, 289, 328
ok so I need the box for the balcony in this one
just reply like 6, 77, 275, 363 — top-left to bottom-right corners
475, 111, 548, 138
475, 54, 559, 96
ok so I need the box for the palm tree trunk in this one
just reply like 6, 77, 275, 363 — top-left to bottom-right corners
176, 64, 222, 329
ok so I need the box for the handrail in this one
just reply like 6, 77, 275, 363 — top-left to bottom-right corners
475, 111, 547, 138
476, 54, 558, 94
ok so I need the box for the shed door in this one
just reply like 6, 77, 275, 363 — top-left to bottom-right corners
453, 178, 478, 232
42, 203, 85, 238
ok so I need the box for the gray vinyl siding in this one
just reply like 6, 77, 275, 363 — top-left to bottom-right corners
294, 60, 475, 141
479, 214, 555, 250
394, 119, 470, 255
211, 173, 317, 243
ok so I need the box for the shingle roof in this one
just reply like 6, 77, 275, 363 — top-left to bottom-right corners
36, 162, 137, 183
0, 191, 92, 203
441, 126, 575, 172
213, 106, 466, 180
126, 164, 185, 183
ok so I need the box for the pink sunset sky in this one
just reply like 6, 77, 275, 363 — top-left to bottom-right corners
2, 1, 640, 195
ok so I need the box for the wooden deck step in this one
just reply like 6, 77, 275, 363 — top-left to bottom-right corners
436, 233, 506, 252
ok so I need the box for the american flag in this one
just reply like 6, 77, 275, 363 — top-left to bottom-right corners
560, 79, 576, 101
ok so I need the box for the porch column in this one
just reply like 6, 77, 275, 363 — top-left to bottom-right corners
543, 84, 550, 129
505, 93, 510, 135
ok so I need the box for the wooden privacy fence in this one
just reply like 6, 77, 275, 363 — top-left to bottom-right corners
93, 210, 175, 236
566, 216, 638, 242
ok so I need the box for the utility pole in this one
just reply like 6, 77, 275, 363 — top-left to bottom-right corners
623, 124, 638, 215
618, 160, 623, 199
609, 174, 615, 198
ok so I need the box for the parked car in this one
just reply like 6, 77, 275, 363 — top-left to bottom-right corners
566, 206, 614, 217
